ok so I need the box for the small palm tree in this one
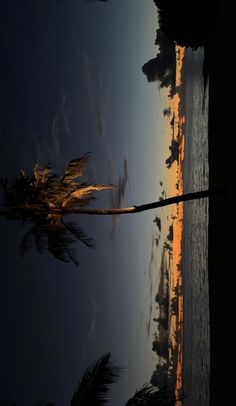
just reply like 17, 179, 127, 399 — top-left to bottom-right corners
0, 153, 210, 265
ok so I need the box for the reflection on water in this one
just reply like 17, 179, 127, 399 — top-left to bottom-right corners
182, 48, 210, 406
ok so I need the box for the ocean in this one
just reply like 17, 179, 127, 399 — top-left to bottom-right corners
182, 48, 210, 405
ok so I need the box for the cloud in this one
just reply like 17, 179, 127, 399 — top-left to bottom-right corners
95, 93, 109, 138
108, 158, 130, 239
83, 54, 109, 138
83, 54, 94, 112
33, 90, 71, 167
51, 90, 72, 159
87, 297, 98, 340
88, 318, 96, 339
82, 54, 130, 235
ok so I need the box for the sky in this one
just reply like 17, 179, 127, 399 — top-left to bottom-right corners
0, 1, 174, 405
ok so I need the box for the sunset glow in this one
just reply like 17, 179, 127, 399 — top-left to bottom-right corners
162, 45, 185, 403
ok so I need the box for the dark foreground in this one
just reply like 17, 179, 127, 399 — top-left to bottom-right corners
208, 3, 235, 404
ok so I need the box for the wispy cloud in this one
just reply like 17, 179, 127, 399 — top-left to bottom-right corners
51, 90, 72, 159
82, 54, 130, 232
83, 54, 109, 138
33, 90, 71, 167
87, 297, 98, 340
80, 297, 98, 363
108, 158, 130, 239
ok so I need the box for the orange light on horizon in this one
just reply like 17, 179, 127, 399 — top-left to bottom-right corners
161, 45, 185, 404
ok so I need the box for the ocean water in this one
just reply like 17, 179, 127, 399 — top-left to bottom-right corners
182, 48, 210, 405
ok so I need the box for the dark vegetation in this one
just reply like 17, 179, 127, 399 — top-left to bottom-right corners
142, 1, 216, 91
142, 29, 176, 95
153, 0, 215, 48
165, 139, 180, 169
150, 223, 182, 392
7, 353, 181, 405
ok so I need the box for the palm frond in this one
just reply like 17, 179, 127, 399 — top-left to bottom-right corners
34, 226, 48, 254
20, 225, 35, 257
46, 223, 79, 267
62, 154, 90, 184
71, 352, 121, 406
62, 184, 113, 208
19, 219, 82, 267
0, 155, 121, 266
33, 161, 51, 187
62, 221, 95, 248
125, 384, 178, 405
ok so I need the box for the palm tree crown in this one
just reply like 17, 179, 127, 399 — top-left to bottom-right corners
0, 154, 112, 266
71, 353, 181, 406
71, 352, 121, 406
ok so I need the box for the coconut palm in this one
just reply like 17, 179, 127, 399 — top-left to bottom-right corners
125, 384, 180, 405
0, 154, 110, 266
0, 153, 210, 265
7, 353, 181, 405
71, 352, 121, 406
71, 352, 180, 405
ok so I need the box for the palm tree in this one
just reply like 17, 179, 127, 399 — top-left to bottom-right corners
71, 352, 121, 405
125, 384, 180, 405
71, 352, 181, 405
0, 154, 110, 266
0, 153, 210, 265
7, 353, 182, 405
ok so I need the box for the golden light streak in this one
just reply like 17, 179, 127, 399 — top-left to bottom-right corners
161, 45, 185, 404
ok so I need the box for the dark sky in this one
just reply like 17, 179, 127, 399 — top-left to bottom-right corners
0, 1, 169, 405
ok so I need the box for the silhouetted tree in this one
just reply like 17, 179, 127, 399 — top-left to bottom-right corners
142, 55, 175, 91
150, 364, 168, 388
157, 316, 168, 330
0, 154, 210, 265
152, 338, 168, 358
142, 28, 176, 93
154, 216, 161, 231
72, 353, 181, 405
170, 296, 178, 315
165, 139, 179, 169
160, 295, 169, 312
153, 0, 214, 48
167, 224, 173, 242
71, 352, 121, 405
125, 384, 178, 405
0, 154, 108, 266
7, 353, 181, 405
163, 108, 171, 117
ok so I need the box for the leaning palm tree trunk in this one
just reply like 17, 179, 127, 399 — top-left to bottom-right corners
62, 189, 210, 215
1, 156, 221, 265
